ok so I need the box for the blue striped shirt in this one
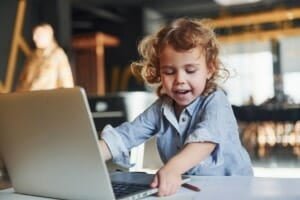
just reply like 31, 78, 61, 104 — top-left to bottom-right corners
101, 89, 253, 176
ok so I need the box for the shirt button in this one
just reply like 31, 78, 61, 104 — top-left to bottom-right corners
181, 117, 186, 122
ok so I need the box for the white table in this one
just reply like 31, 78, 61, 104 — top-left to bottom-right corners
1, 176, 300, 200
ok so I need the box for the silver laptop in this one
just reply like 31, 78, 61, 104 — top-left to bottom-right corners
0, 87, 188, 200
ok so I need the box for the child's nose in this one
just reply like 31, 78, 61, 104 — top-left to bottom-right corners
175, 72, 185, 84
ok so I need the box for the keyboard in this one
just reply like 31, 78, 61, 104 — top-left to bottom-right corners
112, 182, 151, 198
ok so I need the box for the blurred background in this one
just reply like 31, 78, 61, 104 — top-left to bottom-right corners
1, 0, 300, 178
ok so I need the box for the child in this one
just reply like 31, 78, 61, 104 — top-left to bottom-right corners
99, 18, 253, 197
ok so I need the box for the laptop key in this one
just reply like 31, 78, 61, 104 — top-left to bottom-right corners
112, 182, 151, 198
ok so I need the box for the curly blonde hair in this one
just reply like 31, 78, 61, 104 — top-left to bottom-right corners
131, 18, 229, 97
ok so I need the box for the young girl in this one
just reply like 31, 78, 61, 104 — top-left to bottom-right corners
99, 18, 253, 197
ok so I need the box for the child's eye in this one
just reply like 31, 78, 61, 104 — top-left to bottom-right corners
186, 69, 196, 74
161, 67, 175, 75
185, 66, 197, 74
185, 64, 199, 74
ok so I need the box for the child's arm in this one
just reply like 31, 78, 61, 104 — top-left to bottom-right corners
151, 142, 216, 197
99, 140, 112, 161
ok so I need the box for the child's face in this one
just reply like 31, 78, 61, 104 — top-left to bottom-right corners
159, 44, 212, 110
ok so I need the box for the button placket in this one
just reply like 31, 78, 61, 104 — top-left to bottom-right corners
181, 117, 186, 122
176, 136, 181, 151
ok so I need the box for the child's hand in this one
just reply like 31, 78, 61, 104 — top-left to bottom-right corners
150, 166, 182, 197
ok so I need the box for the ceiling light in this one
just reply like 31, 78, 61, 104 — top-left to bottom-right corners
214, 0, 262, 6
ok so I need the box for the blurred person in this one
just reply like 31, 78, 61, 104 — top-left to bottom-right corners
98, 18, 253, 197
16, 23, 74, 91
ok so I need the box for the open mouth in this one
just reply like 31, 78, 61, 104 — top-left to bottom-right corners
174, 90, 190, 95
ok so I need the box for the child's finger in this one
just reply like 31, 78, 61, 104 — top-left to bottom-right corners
157, 175, 168, 196
151, 175, 158, 188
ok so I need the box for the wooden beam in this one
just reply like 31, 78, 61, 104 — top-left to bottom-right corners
19, 35, 32, 56
209, 8, 300, 28
217, 27, 300, 43
0, 0, 31, 93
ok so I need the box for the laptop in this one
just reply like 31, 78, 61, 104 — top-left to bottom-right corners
0, 87, 189, 200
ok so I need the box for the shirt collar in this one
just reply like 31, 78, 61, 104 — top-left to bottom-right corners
161, 96, 175, 116
185, 96, 204, 116
161, 96, 179, 132
161, 95, 204, 117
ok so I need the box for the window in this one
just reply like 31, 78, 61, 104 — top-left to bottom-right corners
279, 36, 300, 104
220, 41, 274, 105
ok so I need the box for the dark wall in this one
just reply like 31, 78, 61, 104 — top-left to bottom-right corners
0, 0, 21, 84
102, 7, 145, 92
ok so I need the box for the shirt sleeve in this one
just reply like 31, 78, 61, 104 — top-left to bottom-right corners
101, 99, 161, 168
185, 90, 237, 166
